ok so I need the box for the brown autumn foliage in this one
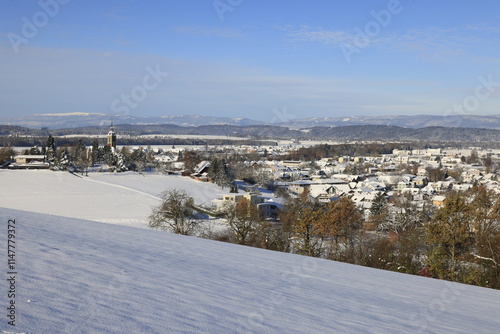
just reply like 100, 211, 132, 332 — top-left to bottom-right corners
223, 198, 263, 245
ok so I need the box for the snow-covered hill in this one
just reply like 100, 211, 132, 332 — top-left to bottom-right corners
0, 170, 231, 228
1, 170, 500, 333
1, 208, 500, 333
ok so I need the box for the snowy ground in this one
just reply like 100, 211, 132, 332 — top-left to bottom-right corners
2, 208, 500, 333
1, 170, 500, 333
0, 170, 232, 228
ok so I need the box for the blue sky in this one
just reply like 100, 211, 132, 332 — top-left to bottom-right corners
1, 0, 500, 122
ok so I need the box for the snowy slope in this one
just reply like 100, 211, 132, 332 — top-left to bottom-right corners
89, 171, 233, 206
0, 170, 231, 228
1, 207, 500, 334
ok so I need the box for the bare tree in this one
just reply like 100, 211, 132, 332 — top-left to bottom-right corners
280, 191, 323, 257
222, 198, 262, 245
149, 189, 198, 235
317, 197, 364, 261
382, 192, 428, 235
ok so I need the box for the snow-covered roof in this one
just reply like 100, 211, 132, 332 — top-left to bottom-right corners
15, 155, 46, 159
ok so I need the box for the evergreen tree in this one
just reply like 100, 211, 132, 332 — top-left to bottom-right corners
91, 139, 99, 166
103, 145, 114, 166
468, 186, 500, 288
369, 192, 388, 228
208, 158, 229, 187
0, 147, 15, 165
46, 135, 56, 163
426, 191, 473, 281
29, 146, 40, 155
73, 140, 90, 175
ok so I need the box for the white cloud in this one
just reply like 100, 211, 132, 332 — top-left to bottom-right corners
286, 25, 500, 62
174, 26, 244, 39
465, 24, 500, 33
288, 26, 355, 45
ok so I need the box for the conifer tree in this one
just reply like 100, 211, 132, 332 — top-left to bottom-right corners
426, 191, 473, 281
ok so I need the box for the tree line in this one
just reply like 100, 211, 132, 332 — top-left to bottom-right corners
149, 185, 500, 290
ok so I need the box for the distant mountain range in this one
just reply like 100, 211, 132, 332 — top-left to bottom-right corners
4, 123, 500, 144
5, 113, 500, 143
3, 112, 500, 130
276, 114, 500, 129
0, 113, 265, 129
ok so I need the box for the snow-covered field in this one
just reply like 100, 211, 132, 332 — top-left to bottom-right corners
2, 208, 500, 333
0, 170, 231, 228
1, 170, 500, 333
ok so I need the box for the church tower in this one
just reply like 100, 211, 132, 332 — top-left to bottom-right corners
107, 122, 117, 149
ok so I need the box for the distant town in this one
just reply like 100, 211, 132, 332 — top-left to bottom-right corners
2, 122, 500, 291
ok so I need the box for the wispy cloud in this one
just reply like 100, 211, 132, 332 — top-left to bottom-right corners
465, 23, 500, 33
174, 26, 244, 39
288, 25, 355, 45
386, 27, 467, 61
286, 25, 500, 62
386, 26, 500, 62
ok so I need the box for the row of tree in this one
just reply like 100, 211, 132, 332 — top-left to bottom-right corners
149, 186, 500, 290
8, 135, 167, 174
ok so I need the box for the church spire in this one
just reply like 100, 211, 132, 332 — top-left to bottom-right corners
107, 119, 116, 149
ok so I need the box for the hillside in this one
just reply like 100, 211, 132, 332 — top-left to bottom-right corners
2, 207, 500, 333
279, 114, 500, 129
5, 113, 500, 130
5, 123, 500, 144
0, 170, 231, 228
1, 170, 500, 333
0, 113, 265, 129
